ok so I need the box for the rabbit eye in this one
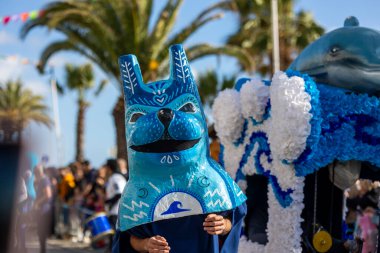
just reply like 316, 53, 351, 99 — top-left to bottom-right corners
179, 102, 196, 113
129, 112, 144, 123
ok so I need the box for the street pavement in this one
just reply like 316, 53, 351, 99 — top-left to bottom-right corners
26, 238, 105, 253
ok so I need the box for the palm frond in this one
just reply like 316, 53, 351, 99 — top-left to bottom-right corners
186, 43, 255, 72
0, 80, 52, 130
94, 79, 108, 96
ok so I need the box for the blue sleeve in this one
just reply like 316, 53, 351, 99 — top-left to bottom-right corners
220, 203, 247, 253
112, 204, 247, 253
112, 223, 153, 253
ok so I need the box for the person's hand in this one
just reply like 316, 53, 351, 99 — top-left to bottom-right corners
203, 214, 231, 235
143, 235, 170, 253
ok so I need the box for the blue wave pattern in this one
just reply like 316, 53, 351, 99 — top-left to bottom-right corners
235, 131, 294, 207
227, 70, 380, 207
294, 83, 380, 175
161, 201, 191, 215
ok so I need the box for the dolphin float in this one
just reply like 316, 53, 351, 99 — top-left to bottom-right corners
289, 16, 380, 95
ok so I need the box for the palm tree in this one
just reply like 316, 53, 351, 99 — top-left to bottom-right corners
0, 80, 51, 143
64, 63, 107, 162
21, 0, 253, 158
224, 0, 324, 75
197, 69, 236, 109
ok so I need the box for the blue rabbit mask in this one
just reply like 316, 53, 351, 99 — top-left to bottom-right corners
118, 44, 246, 231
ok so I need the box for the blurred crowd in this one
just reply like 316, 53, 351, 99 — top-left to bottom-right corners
343, 180, 380, 253
14, 158, 128, 253
12, 157, 380, 253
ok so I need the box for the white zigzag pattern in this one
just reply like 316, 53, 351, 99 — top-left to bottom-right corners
123, 211, 147, 221
122, 61, 138, 94
203, 189, 223, 198
207, 199, 227, 208
174, 51, 190, 83
122, 200, 149, 211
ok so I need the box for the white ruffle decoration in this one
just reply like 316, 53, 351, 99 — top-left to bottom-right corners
212, 89, 245, 144
212, 73, 312, 253
265, 177, 304, 253
268, 71, 312, 163
237, 180, 247, 193
238, 178, 304, 253
240, 79, 270, 122
222, 142, 246, 179
238, 236, 266, 253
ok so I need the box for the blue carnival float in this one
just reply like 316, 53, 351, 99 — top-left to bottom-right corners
213, 17, 380, 252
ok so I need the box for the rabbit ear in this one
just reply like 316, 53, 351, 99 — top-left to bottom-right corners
119, 54, 145, 101
169, 44, 193, 84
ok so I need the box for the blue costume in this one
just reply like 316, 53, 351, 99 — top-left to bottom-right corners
112, 44, 246, 253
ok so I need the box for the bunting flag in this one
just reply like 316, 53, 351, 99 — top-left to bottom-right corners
0, 54, 59, 68
1, 9, 44, 25
0, 54, 39, 66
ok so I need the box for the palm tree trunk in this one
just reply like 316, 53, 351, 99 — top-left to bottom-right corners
75, 100, 87, 162
112, 95, 127, 159
1, 118, 21, 144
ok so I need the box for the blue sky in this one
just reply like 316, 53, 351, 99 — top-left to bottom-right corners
1, 0, 380, 168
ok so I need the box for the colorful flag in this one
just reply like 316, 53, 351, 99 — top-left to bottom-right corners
2, 16, 10, 25
29, 10, 39, 20
38, 10, 45, 18
20, 12, 29, 22
10, 15, 19, 22
21, 58, 30, 65
1, 9, 44, 25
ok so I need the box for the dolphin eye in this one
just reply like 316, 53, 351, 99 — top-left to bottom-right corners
179, 102, 196, 113
129, 112, 144, 123
329, 46, 341, 55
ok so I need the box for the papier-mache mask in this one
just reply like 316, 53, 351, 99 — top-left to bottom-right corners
118, 44, 246, 231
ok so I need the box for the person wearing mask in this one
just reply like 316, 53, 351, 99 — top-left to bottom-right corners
34, 165, 53, 253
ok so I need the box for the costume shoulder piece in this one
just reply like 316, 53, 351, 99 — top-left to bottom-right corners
118, 44, 246, 231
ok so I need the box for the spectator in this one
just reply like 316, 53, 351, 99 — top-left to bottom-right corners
82, 160, 96, 185
117, 158, 129, 180
57, 167, 76, 238
14, 176, 28, 253
81, 160, 97, 199
34, 165, 53, 253
45, 167, 59, 236
24, 170, 36, 207
104, 159, 127, 250
84, 171, 106, 212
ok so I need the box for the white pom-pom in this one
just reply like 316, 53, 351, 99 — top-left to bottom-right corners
212, 89, 245, 143
266, 177, 304, 253
268, 71, 312, 162
240, 79, 270, 122
238, 236, 266, 253
237, 179, 247, 192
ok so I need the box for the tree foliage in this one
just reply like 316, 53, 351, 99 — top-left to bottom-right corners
0, 80, 51, 134
21, 0, 254, 157
224, 0, 324, 75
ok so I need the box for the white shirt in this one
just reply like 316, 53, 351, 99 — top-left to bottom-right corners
106, 173, 127, 215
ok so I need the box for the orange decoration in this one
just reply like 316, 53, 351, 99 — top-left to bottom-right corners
20, 12, 29, 22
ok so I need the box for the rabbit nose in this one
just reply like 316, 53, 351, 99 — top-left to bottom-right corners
157, 108, 174, 127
